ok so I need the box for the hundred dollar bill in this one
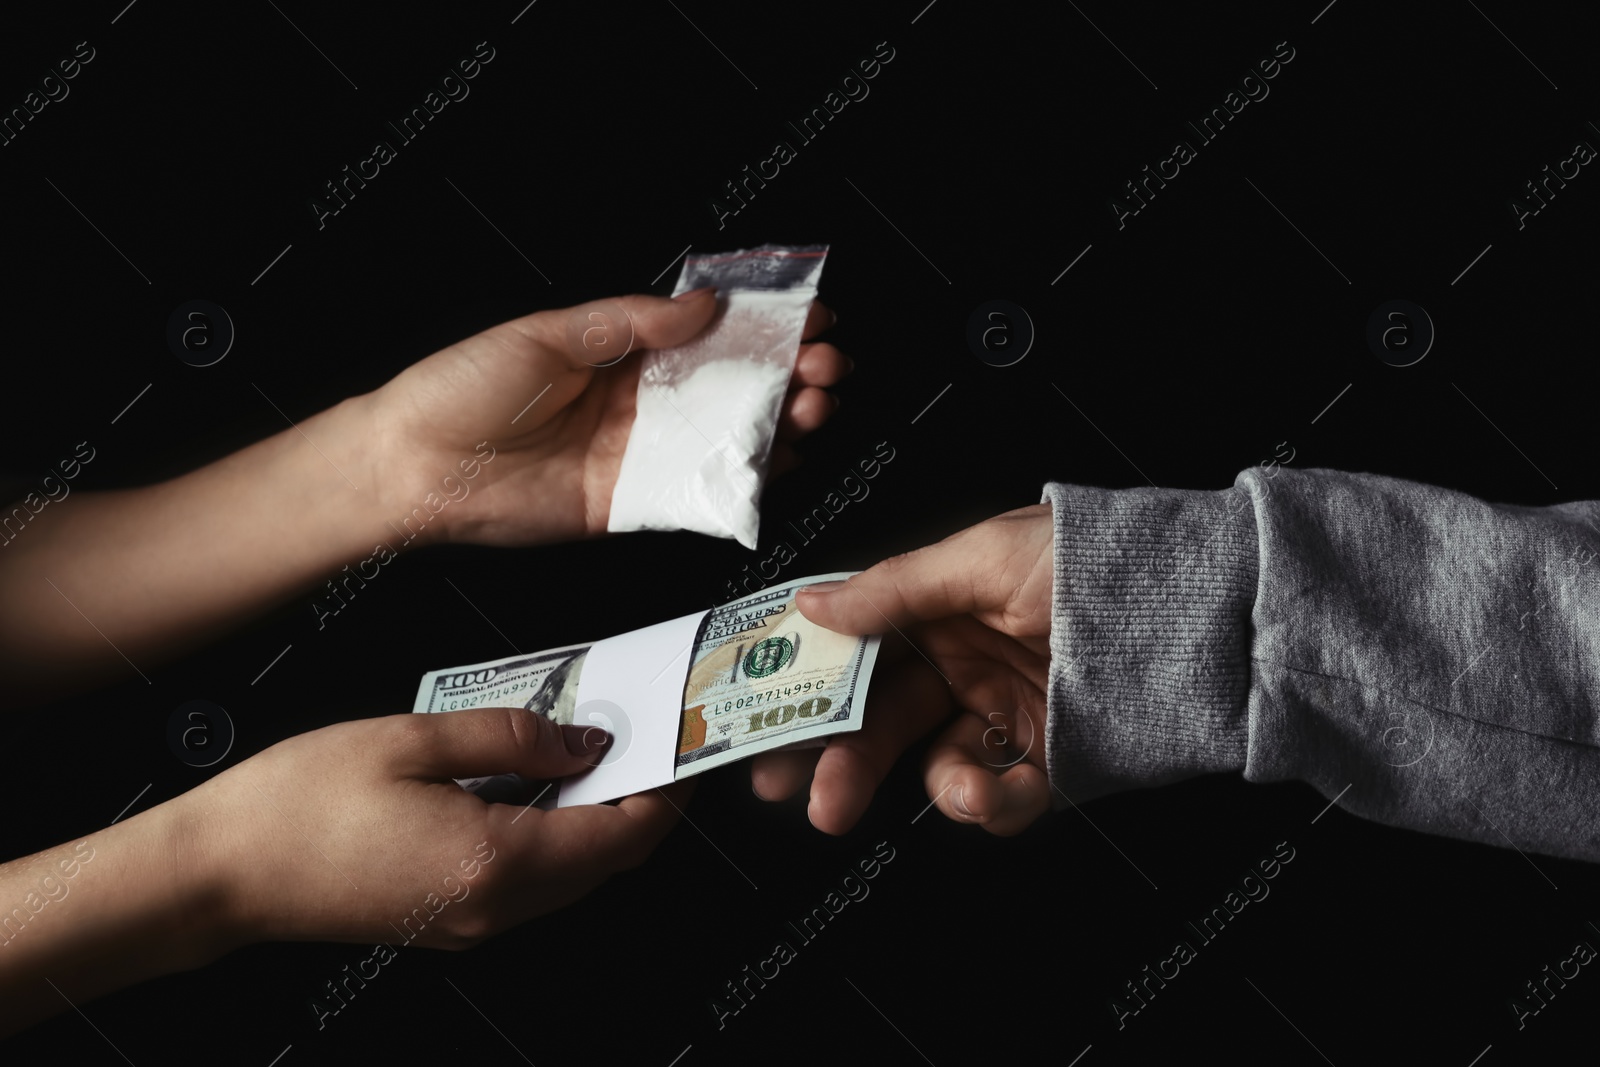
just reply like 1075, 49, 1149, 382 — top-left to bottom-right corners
411, 640, 593, 797
674, 573, 880, 776
411, 641, 591, 718
411, 573, 880, 798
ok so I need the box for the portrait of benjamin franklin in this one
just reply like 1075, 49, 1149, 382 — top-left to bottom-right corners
523, 649, 587, 725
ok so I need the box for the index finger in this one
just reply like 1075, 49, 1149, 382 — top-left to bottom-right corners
796, 504, 1051, 637
796, 540, 988, 637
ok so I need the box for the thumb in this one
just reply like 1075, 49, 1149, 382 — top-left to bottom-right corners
557, 290, 719, 368
797, 537, 995, 637
398, 707, 609, 782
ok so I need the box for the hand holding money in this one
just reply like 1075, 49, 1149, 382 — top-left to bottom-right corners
752, 506, 1055, 835
415, 574, 882, 806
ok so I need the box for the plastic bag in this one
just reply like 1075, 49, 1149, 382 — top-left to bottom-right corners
608, 243, 829, 549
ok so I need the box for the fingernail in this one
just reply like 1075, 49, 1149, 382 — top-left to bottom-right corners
562, 722, 608, 756
674, 286, 716, 302
803, 580, 846, 595
952, 785, 977, 819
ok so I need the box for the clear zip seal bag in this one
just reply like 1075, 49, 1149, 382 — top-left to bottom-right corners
607, 243, 829, 549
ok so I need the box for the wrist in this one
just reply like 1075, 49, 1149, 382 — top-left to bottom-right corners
357, 385, 460, 549
1039, 481, 1256, 803
152, 792, 250, 969
301, 390, 462, 554
311, 392, 401, 542
0, 803, 239, 1036
0, 798, 244, 1005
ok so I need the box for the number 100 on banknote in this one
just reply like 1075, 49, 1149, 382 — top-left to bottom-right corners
675, 575, 881, 778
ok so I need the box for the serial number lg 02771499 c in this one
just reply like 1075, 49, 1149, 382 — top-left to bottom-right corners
712, 679, 825, 714
436, 676, 537, 711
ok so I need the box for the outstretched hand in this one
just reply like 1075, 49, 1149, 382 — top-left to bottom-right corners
366, 292, 847, 547
189, 707, 691, 950
750, 504, 1056, 835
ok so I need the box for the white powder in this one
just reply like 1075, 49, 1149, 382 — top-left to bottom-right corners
609, 287, 813, 549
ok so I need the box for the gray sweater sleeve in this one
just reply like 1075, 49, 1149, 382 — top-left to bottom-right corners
1040, 467, 1600, 862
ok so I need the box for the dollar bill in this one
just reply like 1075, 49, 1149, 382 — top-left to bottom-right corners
411, 574, 880, 798
411, 640, 593, 797
411, 641, 591, 719
674, 574, 880, 776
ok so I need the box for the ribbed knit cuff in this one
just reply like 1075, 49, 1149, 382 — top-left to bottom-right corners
1040, 480, 1260, 805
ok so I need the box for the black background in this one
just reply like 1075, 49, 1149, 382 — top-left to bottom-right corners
3, 1, 1598, 1064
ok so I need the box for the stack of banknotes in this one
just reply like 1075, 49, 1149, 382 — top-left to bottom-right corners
412, 574, 881, 804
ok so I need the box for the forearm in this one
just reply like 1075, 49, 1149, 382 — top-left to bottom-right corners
1240, 469, 1600, 859
1041, 468, 1600, 861
0, 393, 398, 699
0, 799, 235, 1037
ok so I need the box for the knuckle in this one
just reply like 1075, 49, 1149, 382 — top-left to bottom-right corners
877, 550, 917, 577
502, 707, 544, 758
391, 713, 435, 756
496, 316, 546, 353
832, 735, 888, 779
